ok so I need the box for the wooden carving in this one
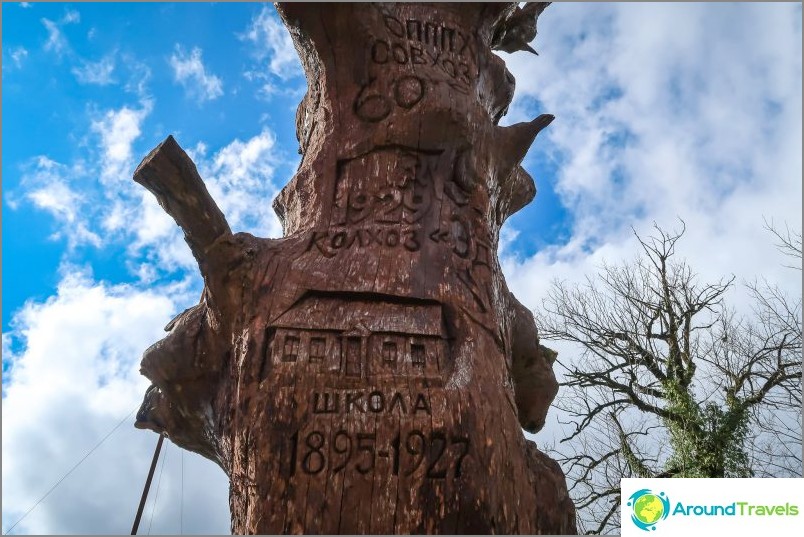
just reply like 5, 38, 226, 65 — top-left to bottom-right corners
133, 2, 577, 534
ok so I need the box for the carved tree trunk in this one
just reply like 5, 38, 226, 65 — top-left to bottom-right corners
133, 3, 576, 534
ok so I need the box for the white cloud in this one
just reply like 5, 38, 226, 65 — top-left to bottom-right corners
129, 190, 194, 271
8, 46, 28, 68
169, 46, 223, 103
240, 6, 302, 80
14, 157, 102, 249
20, 2, 33, 7
28, 182, 84, 228
1, 270, 230, 534
8, 99, 153, 251
62, 10, 80, 24
41, 19, 67, 55
499, 2, 801, 310
122, 56, 153, 100
212, 130, 277, 186
91, 101, 152, 185
41, 10, 80, 56
72, 54, 116, 85
201, 129, 287, 238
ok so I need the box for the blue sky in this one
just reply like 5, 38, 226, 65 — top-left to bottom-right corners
2, 2, 801, 534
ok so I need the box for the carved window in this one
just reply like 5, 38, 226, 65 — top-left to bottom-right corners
283, 335, 300, 362
382, 341, 398, 365
344, 337, 362, 377
309, 337, 326, 363
411, 343, 426, 367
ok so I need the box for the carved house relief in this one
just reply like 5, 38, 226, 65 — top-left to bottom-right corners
268, 294, 448, 383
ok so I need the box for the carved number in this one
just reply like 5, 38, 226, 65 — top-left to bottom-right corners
354, 74, 428, 123
344, 188, 428, 225
376, 190, 403, 223
291, 429, 470, 478
331, 430, 351, 473
354, 78, 392, 122
391, 430, 470, 478
356, 433, 377, 474
426, 431, 448, 478
302, 431, 326, 474
347, 191, 372, 223
452, 436, 470, 477
289, 430, 299, 476
403, 431, 426, 475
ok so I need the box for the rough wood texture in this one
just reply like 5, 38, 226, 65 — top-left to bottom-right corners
134, 2, 577, 533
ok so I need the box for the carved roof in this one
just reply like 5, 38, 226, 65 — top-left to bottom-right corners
271, 295, 446, 337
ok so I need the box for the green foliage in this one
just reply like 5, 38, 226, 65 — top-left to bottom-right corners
662, 379, 751, 478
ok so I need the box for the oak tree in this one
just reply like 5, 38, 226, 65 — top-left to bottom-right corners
538, 223, 802, 534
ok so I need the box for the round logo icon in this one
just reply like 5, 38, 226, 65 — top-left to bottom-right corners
627, 489, 670, 531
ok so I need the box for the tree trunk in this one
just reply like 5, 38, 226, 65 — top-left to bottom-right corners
133, 3, 576, 534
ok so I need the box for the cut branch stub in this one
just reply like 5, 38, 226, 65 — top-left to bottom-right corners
133, 135, 231, 268
133, 3, 576, 534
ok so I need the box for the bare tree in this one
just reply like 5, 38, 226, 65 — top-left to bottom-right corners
764, 217, 802, 270
538, 222, 802, 534
747, 218, 803, 478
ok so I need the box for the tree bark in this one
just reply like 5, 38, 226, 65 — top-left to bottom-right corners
134, 3, 576, 534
